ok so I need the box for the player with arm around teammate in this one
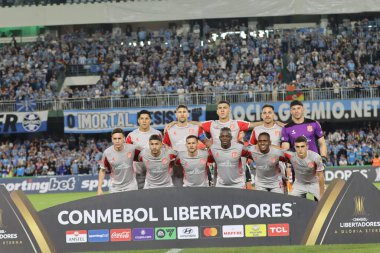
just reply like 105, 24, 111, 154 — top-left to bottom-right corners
247, 132, 287, 194
126, 110, 162, 189
137, 134, 177, 189
175, 135, 211, 187
285, 136, 325, 201
97, 128, 141, 195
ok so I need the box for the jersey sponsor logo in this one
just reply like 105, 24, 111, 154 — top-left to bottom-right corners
155, 227, 176, 240
307, 125, 313, 132
201, 226, 220, 238
110, 229, 131, 242
132, 228, 154, 241
88, 229, 109, 242
66, 230, 87, 243
245, 224, 267, 237
177, 226, 199, 239
222, 225, 244, 238
162, 158, 168, 165
267, 224, 289, 236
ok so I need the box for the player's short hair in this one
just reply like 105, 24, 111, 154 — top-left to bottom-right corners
186, 135, 199, 142
176, 104, 189, 112
290, 100, 303, 108
149, 134, 162, 142
258, 132, 270, 140
111, 128, 124, 136
137, 110, 151, 119
220, 127, 231, 134
295, 136, 308, 144
262, 104, 274, 111
217, 100, 230, 107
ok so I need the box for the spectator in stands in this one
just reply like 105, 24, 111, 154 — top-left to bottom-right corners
373, 154, 380, 167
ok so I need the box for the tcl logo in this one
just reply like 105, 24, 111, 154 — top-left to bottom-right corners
268, 224, 289, 237
110, 229, 131, 241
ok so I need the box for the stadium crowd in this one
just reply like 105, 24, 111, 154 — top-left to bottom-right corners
1, 17, 380, 102
0, 123, 378, 178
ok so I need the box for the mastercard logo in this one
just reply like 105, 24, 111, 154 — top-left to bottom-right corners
203, 227, 218, 237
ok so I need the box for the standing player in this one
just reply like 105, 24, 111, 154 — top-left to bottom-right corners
249, 104, 289, 191
249, 104, 282, 146
285, 136, 325, 200
163, 105, 204, 152
247, 132, 287, 193
175, 135, 210, 187
208, 128, 249, 188
137, 134, 177, 189
281, 100, 327, 160
163, 105, 205, 186
97, 128, 140, 195
201, 100, 258, 147
126, 110, 162, 189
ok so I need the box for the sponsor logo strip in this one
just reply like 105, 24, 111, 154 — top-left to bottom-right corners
201, 226, 220, 239
155, 227, 176, 240
110, 229, 131, 242
132, 228, 154, 241
222, 225, 244, 238
177, 226, 199, 239
88, 229, 109, 243
245, 224, 267, 237
66, 230, 87, 243
268, 224, 290, 237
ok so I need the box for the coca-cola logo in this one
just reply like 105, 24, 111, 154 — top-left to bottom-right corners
110, 229, 131, 242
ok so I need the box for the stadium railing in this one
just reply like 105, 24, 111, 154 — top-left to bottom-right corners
0, 86, 378, 112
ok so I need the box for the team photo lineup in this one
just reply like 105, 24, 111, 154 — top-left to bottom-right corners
0, 3, 380, 251
99, 99, 326, 201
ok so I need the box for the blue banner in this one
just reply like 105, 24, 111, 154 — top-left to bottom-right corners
63, 105, 206, 133
0, 175, 110, 194
230, 99, 380, 122
0, 111, 48, 134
